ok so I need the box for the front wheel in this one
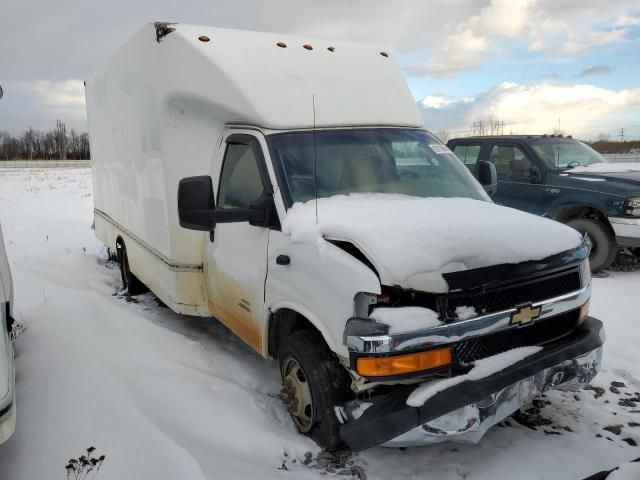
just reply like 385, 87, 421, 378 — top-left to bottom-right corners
279, 330, 352, 451
567, 218, 617, 273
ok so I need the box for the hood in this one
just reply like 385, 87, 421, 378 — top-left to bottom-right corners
282, 194, 582, 293
564, 163, 640, 186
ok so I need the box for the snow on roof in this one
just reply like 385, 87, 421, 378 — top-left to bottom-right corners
569, 162, 640, 174
282, 194, 583, 292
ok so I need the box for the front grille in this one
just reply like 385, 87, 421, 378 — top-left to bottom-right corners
453, 309, 580, 365
445, 268, 580, 319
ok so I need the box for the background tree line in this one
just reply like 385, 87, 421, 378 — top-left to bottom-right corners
0, 120, 90, 160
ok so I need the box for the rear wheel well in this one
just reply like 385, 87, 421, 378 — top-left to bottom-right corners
268, 309, 320, 358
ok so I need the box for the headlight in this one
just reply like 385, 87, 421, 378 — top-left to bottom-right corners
626, 197, 640, 216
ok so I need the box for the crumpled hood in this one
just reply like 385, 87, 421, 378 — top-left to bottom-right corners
282, 194, 582, 293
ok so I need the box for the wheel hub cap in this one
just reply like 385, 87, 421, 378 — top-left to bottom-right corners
281, 358, 313, 432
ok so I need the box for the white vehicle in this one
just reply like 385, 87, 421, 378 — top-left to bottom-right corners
0, 222, 15, 444
86, 23, 604, 451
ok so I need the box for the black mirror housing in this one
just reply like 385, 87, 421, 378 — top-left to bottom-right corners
478, 160, 498, 196
177, 176, 216, 231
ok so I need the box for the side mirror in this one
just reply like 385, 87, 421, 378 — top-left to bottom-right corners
478, 160, 498, 196
530, 166, 542, 184
177, 176, 216, 231
213, 191, 275, 228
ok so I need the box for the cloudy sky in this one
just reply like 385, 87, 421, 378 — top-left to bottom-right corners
1, 0, 639, 139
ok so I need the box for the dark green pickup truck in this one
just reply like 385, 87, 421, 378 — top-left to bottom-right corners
447, 135, 640, 272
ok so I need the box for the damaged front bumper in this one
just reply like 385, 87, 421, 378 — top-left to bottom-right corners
340, 317, 604, 451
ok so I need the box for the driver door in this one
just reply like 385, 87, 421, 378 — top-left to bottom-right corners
205, 133, 273, 353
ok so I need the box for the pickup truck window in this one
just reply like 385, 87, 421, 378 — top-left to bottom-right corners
267, 129, 489, 205
531, 140, 607, 170
489, 145, 535, 182
218, 142, 265, 208
452, 144, 481, 171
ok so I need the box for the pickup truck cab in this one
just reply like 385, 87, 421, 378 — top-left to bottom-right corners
87, 24, 604, 451
447, 135, 640, 272
0, 223, 15, 444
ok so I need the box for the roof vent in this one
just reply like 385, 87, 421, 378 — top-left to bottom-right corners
303, 44, 313, 50
380, 51, 389, 57
276, 42, 287, 48
198, 35, 210, 42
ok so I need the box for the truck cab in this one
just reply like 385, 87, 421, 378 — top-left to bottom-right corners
87, 24, 604, 451
448, 135, 640, 272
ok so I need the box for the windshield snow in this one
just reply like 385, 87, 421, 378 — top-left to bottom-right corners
267, 129, 490, 205
532, 140, 607, 170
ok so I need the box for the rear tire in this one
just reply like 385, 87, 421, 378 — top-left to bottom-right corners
116, 241, 148, 295
566, 218, 617, 273
278, 330, 352, 451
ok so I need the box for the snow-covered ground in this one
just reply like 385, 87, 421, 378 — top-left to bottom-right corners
0, 168, 638, 479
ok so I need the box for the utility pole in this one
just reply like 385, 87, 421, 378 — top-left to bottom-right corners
619, 128, 624, 142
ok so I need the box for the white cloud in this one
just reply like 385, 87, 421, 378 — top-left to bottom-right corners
411, 0, 533, 77
419, 82, 640, 138
410, 0, 638, 77
614, 15, 640, 27
28, 80, 85, 108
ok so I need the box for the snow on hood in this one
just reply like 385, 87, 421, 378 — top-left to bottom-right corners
282, 194, 582, 293
569, 162, 640, 174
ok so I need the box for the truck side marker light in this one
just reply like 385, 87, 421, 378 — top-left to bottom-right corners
579, 298, 590, 323
198, 36, 210, 42
277, 42, 287, 48
356, 347, 452, 377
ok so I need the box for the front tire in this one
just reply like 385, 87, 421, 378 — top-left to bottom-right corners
567, 218, 617, 273
278, 330, 352, 451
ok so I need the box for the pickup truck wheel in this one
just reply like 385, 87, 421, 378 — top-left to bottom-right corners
116, 242, 148, 295
567, 218, 616, 273
278, 330, 351, 451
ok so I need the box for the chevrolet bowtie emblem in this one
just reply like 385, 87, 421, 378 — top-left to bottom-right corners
510, 304, 542, 326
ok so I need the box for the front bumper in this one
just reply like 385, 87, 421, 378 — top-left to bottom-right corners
609, 216, 640, 247
340, 317, 604, 451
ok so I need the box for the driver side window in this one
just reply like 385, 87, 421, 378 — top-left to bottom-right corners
489, 145, 534, 183
218, 142, 265, 209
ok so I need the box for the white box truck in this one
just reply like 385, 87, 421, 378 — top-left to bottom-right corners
87, 23, 604, 451
0, 222, 16, 444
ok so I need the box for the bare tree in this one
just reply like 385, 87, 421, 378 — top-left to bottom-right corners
55, 120, 67, 160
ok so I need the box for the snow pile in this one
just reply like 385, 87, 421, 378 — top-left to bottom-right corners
0, 168, 637, 480
282, 194, 582, 292
370, 307, 441, 334
569, 162, 640, 174
455, 305, 477, 320
406, 346, 543, 407
606, 461, 640, 480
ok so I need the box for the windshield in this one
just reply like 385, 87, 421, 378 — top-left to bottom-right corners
267, 129, 490, 205
531, 140, 608, 170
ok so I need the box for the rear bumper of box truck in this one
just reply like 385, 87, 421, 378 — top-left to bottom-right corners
340, 317, 604, 451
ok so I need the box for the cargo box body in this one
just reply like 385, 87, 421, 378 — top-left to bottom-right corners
86, 23, 421, 315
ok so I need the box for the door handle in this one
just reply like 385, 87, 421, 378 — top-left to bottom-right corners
276, 255, 290, 266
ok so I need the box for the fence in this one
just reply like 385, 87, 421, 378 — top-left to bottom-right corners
603, 154, 640, 163
0, 159, 91, 168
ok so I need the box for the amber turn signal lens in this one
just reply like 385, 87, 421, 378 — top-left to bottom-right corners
356, 347, 452, 377
579, 298, 590, 322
